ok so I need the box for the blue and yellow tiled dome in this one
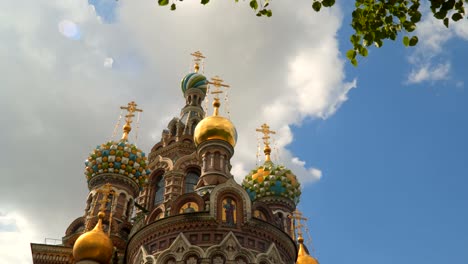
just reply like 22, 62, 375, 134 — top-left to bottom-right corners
84, 140, 150, 188
242, 161, 301, 205
181, 72, 208, 95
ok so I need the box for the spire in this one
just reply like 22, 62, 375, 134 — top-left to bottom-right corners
256, 123, 276, 162
120, 101, 143, 141
292, 210, 319, 264
292, 209, 307, 241
207, 76, 230, 116
190, 51, 205, 73
73, 184, 114, 264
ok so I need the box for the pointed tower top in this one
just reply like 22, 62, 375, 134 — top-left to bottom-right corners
120, 101, 143, 141
73, 184, 114, 264
190, 51, 205, 73
292, 210, 319, 264
207, 76, 230, 116
256, 123, 276, 162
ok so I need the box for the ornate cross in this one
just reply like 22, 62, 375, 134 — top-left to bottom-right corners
208, 76, 230, 99
256, 123, 276, 161
291, 209, 308, 239
256, 123, 276, 148
97, 183, 115, 212
207, 76, 230, 116
190, 51, 205, 73
120, 101, 143, 140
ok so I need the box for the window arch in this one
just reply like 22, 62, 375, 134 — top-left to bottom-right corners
154, 176, 165, 204
126, 198, 133, 220
185, 171, 199, 193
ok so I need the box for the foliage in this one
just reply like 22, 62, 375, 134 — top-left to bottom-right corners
157, 0, 468, 66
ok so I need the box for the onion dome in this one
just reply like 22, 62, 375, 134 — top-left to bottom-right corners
84, 140, 150, 187
242, 123, 301, 204
73, 212, 113, 264
296, 236, 319, 264
242, 160, 301, 204
85, 102, 150, 188
194, 98, 237, 147
181, 72, 208, 95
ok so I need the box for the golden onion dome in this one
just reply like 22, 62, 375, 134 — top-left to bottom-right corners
296, 237, 319, 264
194, 98, 237, 147
73, 212, 113, 264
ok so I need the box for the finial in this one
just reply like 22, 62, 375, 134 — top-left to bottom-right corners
97, 183, 114, 213
120, 101, 143, 141
292, 209, 308, 241
256, 123, 276, 162
190, 51, 205, 73
207, 76, 230, 116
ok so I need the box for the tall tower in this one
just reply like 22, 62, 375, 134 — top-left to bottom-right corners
63, 102, 150, 258
125, 54, 298, 264
242, 123, 302, 236
138, 52, 209, 218
292, 210, 319, 264
194, 76, 236, 190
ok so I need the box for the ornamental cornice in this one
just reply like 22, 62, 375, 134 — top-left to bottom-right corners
88, 173, 140, 197
31, 243, 73, 254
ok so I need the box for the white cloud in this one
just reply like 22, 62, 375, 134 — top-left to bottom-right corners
407, 62, 451, 84
0, 212, 40, 264
0, 1, 356, 262
406, 8, 468, 84
309, 167, 323, 180
104, 57, 114, 68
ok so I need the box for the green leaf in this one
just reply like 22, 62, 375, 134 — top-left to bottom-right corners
452, 12, 464, 21
351, 58, 358, 66
201, 0, 210, 5
170, 3, 176, 10
434, 10, 448, 19
322, 0, 336, 7
444, 17, 449, 27
250, 0, 258, 10
360, 47, 368, 57
403, 35, 409, 46
409, 36, 418, 46
346, 49, 357, 60
158, 0, 169, 6
312, 1, 322, 12
374, 39, 383, 48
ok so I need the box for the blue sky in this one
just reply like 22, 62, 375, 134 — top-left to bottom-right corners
293, 27, 468, 263
0, 1, 467, 263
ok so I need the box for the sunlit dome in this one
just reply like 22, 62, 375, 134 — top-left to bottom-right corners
242, 124, 301, 204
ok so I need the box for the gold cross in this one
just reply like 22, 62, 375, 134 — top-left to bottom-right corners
97, 183, 115, 212
206, 76, 230, 116
256, 123, 276, 148
208, 76, 230, 99
190, 51, 205, 73
120, 101, 143, 140
291, 209, 308, 238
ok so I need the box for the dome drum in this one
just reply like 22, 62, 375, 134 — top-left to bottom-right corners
88, 173, 141, 198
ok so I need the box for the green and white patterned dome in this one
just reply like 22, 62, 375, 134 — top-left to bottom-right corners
242, 161, 301, 205
181, 72, 208, 95
84, 140, 150, 188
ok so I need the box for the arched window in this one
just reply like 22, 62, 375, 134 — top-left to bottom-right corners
126, 199, 133, 220
154, 176, 165, 204
170, 124, 177, 136
185, 171, 199, 193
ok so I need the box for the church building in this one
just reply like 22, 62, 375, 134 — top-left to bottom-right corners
30, 52, 319, 264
